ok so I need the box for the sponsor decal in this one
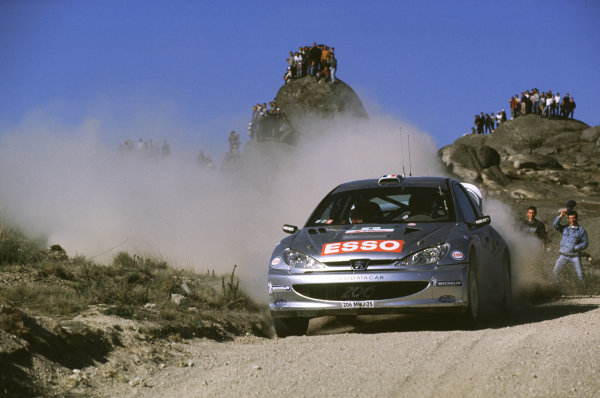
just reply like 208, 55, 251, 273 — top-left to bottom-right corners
325, 219, 334, 225
274, 299, 287, 307
438, 295, 456, 303
271, 257, 281, 266
436, 280, 462, 286
346, 227, 394, 234
322, 240, 404, 256
271, 284, 291, 292
282, 225, 297, 233
451, 250, 464, 260
474, 216, 491, 225
407, 223, 417, 227
337, 275, 384, 281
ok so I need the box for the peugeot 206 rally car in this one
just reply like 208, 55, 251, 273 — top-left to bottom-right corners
268, 175, 511, 337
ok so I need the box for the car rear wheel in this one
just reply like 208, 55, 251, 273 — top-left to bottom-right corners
273, 317, 309, 337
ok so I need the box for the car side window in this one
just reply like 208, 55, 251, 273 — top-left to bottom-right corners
453, 185, 477, 224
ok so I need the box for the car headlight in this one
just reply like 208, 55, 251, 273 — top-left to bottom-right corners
396, 243, 449, 266
283, 248, 325, 270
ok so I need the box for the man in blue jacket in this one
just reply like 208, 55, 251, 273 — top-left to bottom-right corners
552, 209, 589, 283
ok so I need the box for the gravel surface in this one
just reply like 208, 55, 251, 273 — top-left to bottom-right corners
91, 296, 600, 398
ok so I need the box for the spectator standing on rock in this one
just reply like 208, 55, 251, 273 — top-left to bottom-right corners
521, 206, 547, 243
329, 53, 337, 83
532, 90, 540, 114
294, 51, 302, 78
560, 93, 570, 117
484, 113, 492, 134
520, 93, 527, 115
479, 112, 485, 134
283, 67, 292, 83
552, 209, 588, 284
317, 64, 330, 82
510, 96, 517, 119
229, 131, 240, 155
310, 42, 321, 72
320, 45, 330, 70
308, 60, 317, 77
542, 93, 553, 118
553, 93, 560, 116
567, 97, 576, 119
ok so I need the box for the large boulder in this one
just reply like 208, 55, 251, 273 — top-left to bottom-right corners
483, 114, 589, 156
275, 77, 368, 130
439, 143, 507, 185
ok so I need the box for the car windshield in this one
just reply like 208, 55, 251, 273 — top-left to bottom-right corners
307, 185, 455, 226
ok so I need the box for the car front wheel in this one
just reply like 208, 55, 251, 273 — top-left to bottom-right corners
502, 252, 512, 315
463, 251, 481, 327
272, 317, 309, 337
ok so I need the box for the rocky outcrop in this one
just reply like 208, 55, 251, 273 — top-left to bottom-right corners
438, 114, 600, 265
275, 77, 368, 131
439, 115, 595, 187
439, 142, 509, 187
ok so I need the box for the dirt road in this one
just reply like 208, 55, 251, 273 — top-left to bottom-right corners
90, 296, 600, 398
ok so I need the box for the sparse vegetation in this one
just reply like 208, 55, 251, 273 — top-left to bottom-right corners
0, 227, 265, 342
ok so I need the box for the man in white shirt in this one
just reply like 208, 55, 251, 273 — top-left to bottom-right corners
542, 94, 553, 118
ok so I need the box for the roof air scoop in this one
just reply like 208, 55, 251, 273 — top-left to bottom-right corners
378, 174, 404, 185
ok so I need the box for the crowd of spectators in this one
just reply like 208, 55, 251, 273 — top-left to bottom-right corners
283, 42, 337, 84
509, 89, 576, 120
118, 138, 171, 158
473, 111, 508, 135
248, 101, 293, 142
472, 89, 577, 134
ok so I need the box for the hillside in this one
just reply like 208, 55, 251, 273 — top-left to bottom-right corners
439, 114, 600, 287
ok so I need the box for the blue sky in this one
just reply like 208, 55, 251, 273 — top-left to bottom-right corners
1, 0, 599, 155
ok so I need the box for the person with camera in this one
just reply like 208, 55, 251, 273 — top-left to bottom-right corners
552, 207, 588, 283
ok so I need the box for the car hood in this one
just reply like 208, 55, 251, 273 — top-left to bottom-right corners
289, 223, 458, 262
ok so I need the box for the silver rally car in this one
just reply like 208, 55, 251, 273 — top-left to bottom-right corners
268, 175, 511, 337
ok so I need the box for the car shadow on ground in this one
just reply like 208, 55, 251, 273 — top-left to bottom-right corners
308, 299, 599, 335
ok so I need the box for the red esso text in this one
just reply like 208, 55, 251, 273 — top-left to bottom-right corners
321, 240, 404, 256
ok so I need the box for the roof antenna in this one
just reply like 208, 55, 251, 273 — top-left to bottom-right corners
407, 134, 412, 176
399, 127, 406, 178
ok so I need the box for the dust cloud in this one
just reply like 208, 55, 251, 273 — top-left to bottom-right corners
0, 110, 545, 304
0, 112, 443, 300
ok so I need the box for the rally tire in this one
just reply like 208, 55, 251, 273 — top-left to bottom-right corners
463, 251, 481, 328
501, 252, 512, 316
273, 317, 309, 338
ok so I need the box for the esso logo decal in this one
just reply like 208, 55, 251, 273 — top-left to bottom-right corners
451, 250, 464, 260
322, 240, 404, 256
271, 257, 281, 266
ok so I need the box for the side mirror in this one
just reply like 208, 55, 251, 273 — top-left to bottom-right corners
469, 215, 491, 228
282, 224, 298, 234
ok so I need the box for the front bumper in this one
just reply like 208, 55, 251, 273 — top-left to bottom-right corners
268, 264, 468, 318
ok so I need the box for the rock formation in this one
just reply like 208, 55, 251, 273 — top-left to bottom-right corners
439, 114, 600, 264
274, 77, 368, 133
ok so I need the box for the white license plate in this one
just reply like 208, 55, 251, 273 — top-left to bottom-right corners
342, 300, 375, 309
